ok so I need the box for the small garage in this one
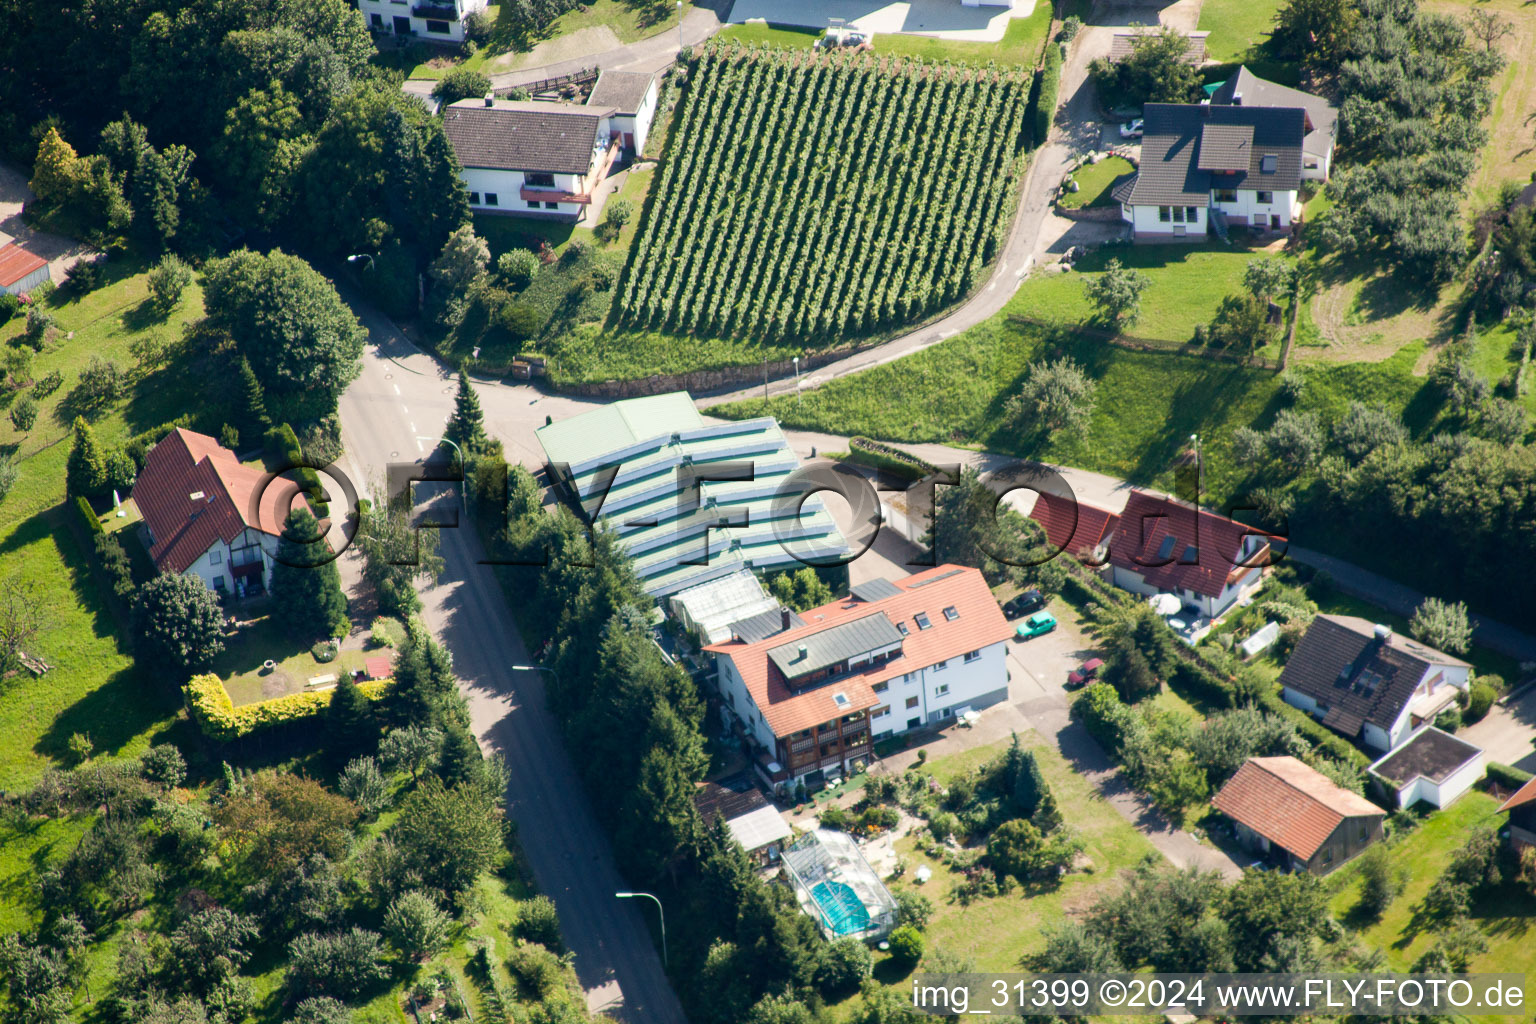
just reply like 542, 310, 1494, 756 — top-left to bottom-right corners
0, 242, 50, 297
1369, 726, 1485, 810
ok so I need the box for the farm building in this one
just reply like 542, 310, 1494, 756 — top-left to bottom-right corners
535, 391, 848, 598
1367, 727, 1484, 810
441, 69, 658, 222
0, 242, 50, 296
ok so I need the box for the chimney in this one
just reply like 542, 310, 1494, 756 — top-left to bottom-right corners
484, 92, 495, 107
781, 607, 791, 632
1373, 623, 1392, 643
797, 643, 807, 660
1232, 91, 1243, 106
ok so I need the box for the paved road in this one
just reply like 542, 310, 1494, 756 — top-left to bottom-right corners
335, 298, 687, 1024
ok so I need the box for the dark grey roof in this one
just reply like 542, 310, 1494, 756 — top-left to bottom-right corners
1109, 29, 1208, 64
694, 777, 768, 823
1371, 728, 1482, 788
1209, 67, 1338, 158
1127, 103, 1306, 207
1279, 615, 1468, 737
1110, 173, 1139, 204
1197, 123, 1254, 171
442, 98, 601, 174
587, 70, 656, 114
729, 606, 804, 643
766, 612, 903, 682
850, 579, 902, 602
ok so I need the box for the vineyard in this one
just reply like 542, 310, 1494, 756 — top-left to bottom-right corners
616, 42, 1033, 344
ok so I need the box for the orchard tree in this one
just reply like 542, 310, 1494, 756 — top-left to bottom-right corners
1244, 257, 1298, 301
1005, 356, 1097, 437
1207, 292, 1276, 352
1333, 402, 1407, 464
1265, 410, 1325, 471
133, 573, 227, 677
286, 928, 388, 999
1410, 597, 1473, 655
201, 248, 366, 421
1466, 9, 1512, 51
1084, 258, 1151, 326
270, 506, 350, 638
1271, 0, 1359, 65
147, 254, 193, 311
382, 890, 451, 959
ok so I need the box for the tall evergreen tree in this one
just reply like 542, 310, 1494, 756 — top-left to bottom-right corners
436, 724, 481, 787
270, 506, 349, 637
326, 673, 374, 752
65, 417, 108, 498
386, 619, 464, 729
237, 355, 271, 436
444, 371, 486, 454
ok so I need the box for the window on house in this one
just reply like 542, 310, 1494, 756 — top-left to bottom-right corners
1185, 207, 1199, 222
1172, 206, 1186, 224
1256, 190, 1273, 204
872, 705, 889, 717
1215, 189, 1237, 203
370, 12, 385, 26
1159, 206, 1171, 222
905, 696, 920, 709
964, 650, 980, 663
484, 193, 498, 206
1260, 154, 1278, 173
872, 681, 888, 694
942, 606, 959, 621
212, 576, 226, 591
933, 660, 948, 672
934, 683, 949, 697
468, 191, 480, 204
526, 200, 540, 209
545, 201, 560, 210
1322, 846, 1333, 864
914, 612, 932, 631
526, 172, 556, 188
1359, 824, 1369, 842
903, 672, 916, 683
896, 622, 909, 636
425, 19, 450, 33
209, 550, 222, 565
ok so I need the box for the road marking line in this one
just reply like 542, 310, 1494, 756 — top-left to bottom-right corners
415, 438, 423, 452
409, 422, 417, 433
393, 383, 401, 395
401, 405, 409, 414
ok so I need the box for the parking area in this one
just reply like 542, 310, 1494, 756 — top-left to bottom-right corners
1460, 685, 1536, 773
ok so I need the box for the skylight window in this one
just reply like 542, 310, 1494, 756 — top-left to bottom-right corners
1156, 535, 1176, 559
1181, 545, 1198, 563
1260, 154, 1277, 173
896, 621, 909, 636
833, 692, 850, 709
914, 612, 932, 631
942, 606, 959, 621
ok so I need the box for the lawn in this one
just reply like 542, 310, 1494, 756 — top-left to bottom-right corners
1326, 792, 1536, 1024
719, 8, 1053, 67
0, 264, 213, 788
215, 615, 378, 707
1196, 0, 1285, 63
1058, 156, 1135, 211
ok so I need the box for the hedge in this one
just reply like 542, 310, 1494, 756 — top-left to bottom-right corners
1030, 42, 1062, 147
1255, 687, 1369, 768
264, 422, 329, 518
75, 496, 102, 535
1486, 761, 1534, 791
845, 436, 935, 481
185, 673, 387, 742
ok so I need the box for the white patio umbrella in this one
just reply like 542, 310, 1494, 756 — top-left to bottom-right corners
1149, 593, 1182, 616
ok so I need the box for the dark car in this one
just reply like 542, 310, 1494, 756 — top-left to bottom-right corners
1066, 657, 1105, 689
1004, 589, 1045, 619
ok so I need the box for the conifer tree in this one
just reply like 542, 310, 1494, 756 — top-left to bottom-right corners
29, 128, 79, 204
65, 417, 108, 498
270, 506, 349, 637
327, 673, 375, 752
237, 355, 270, 436
444, 371, 487, 454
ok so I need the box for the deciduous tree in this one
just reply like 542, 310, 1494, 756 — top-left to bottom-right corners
1083, 258, 1150, 326
133, 572, 227, 677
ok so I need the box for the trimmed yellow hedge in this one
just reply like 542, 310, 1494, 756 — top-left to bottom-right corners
186, 673, 388, 742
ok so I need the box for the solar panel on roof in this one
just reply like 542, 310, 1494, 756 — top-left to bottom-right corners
909, 568, 965, 587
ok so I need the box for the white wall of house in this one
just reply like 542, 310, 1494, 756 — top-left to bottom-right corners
716, 655, 779, 754
610, 80, 661, 155
1379, 749, 1484, 809
181, 529, 281, 596
1125, 202, 1208, 240
1301, 144, 1332, 181
358, 0, 488, 42
1211, 187, 1301, 228
869, 641, 1009, 738
460, 165, 590, 220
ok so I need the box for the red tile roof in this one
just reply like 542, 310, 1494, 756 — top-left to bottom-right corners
0, 243, 48, 288
1212, 756, 1384, 860
135, 428, 295, 574
1499, 775, 1536, 813
1107, 490, 1279, 599
705, 565, 1013, 738
1029, 491, 1119, 559
365, 656, 393, 681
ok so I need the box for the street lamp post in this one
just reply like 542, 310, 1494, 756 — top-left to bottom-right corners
615, 891, 667, 968
792, 355, 801, 404
417, 435, 466, 512
347, 253, 375, 271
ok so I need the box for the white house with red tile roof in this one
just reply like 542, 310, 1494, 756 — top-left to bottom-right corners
134, 428, 295, 596
705, 565, 1012, 792
1105, 490, 1277, 620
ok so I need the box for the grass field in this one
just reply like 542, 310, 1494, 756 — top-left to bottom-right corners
1326, 792, 1536, 1024
1058, 156, 1135, 210
0, 265, 212, 788
720, 8, 1053, 68
1196, 0, 1284, 62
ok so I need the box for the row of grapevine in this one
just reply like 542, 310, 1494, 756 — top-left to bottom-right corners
616, 42, 1032, 345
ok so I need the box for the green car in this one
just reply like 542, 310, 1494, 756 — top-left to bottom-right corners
1015, 611, 1056, 640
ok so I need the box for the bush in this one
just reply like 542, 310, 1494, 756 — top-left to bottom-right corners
140, 744, 187, 787
497, 249, 539, 288
23, 307, 56, 348
383, 890, 452, 959
560, 238, 592, 268
894, 888, 933, 929
1486, 762, 1533, 790
432, 68, 493, 106
312, 640, 338, 663
65, 257, 102, 293
75, 495, 102, 535
1032, 41, 1062, 146
32, 369, 63, 398
887, 925, 924, 968
287, 928, 388, 998
1464, 681, 1496, 723
602, 197, 634, 235
815, 938, 873, 996
371, 616, 406, 649
0, 294, 19, 322
1059, 15, 1082, 40
497, 299, 541, 341
10, 396, 37, 432
517, 894, 562, 950
818, 803, 851, 831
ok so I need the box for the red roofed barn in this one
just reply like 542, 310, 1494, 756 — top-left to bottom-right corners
1106, 491, 1276, 620
134, 428, 294, 596
706, 565, 1012, 793
1212, 756, 1385, 874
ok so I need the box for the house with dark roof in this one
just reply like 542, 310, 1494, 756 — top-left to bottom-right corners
1117, 103, 1307, 241
441, 68, 658, 221
1499, 776, 1536, 853
1212, 756, 1385, 874
1368, 726, 1483, 809
705, 565, 1012, 794
1279, 615, 1472, 752
1209, 66, 1338, 181
1104, 491, 1276, 620
134, 428, 296, 597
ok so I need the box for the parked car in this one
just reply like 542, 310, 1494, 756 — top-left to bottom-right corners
1003, 589, 1045, 619
1119, 118, 1144, 139
1066, 657, 1104, 688
1015, 611, 1057, 640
